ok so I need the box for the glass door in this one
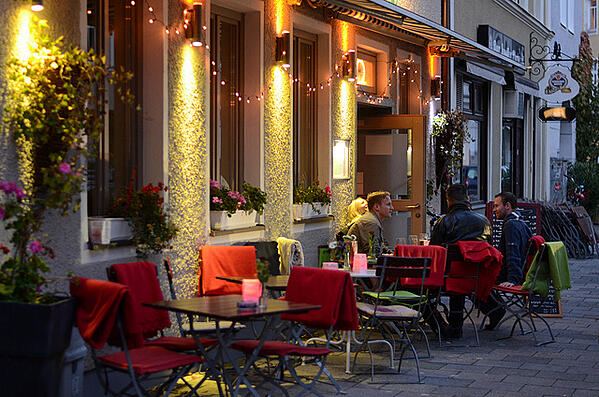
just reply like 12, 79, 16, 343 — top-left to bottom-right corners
357, 114, 426, 244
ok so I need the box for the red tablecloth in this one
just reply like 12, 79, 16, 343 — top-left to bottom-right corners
394, 245, 447, 288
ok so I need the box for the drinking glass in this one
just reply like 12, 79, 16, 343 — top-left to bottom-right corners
409, 234, 419, 245
419, 232, 429, 245
396, 237, 407, 246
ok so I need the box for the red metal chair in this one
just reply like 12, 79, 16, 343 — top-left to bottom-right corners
70, 277, 206, 396
107, 261, 217, 352
484, 236, 557, 345
230, 266, 358, 396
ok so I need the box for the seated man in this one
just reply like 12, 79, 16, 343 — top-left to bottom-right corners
348, 191, 393, 257
430, 183, 492, 338
478, 192, 533, 329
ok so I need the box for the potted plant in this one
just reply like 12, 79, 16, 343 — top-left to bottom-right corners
431, 110, 470, 192
293, 181, 332, 220
109, 180, 178, 259
209, 180, 267, 230
0, 18, 133, 396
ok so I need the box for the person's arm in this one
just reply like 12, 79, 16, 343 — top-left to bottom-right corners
499, 220, 525, 286
429, 216, 445, 246
348, 220, 378, 254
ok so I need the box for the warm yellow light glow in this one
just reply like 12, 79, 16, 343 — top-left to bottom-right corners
31, 4, 43, 12
169, 44, 208, 299
544, 107, 567, 119
333, 139, 350, 179
15, 11, 32, 61
340, 22, 349, 52
263, 66, 292, 239
275, 0, 285, 35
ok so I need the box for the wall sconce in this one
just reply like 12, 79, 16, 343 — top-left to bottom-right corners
333, 139, 350, 179
184, 3, 203, 47
342, 50, 356, 82
31, 0, 43, 12
275, 31, 290, 69
431, 76, 441, 100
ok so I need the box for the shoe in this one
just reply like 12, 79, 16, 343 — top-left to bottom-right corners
485, 308, 506, 330
445, 325, 463, 339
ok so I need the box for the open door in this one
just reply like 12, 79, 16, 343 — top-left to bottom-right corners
357, 114, 426, 242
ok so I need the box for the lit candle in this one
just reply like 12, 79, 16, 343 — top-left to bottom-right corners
322, 262, 339, 270
241, 279, 261, 303
352, 254, 368, 274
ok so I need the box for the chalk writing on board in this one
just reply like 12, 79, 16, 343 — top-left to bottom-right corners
528, 282, 562, 317
485, 202, 542, 248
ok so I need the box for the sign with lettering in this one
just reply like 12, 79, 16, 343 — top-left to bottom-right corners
528, 282, 563, 317
538, 65, 580, 103
485, 202, 541, 248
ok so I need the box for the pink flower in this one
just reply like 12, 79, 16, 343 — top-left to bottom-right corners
212, 196, 223, 204
239, 195, 246, 204
15, 188, 26, 200
210, 180, 220, 189
29, 240, 43, 254
58, 162, 71, 174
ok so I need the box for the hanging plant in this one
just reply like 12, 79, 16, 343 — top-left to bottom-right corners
431, 110, 470, 191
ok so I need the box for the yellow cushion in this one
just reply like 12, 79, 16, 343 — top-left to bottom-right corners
356, 302, 419, 318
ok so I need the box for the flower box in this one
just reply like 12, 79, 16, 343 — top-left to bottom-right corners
210, 210, 257, 231
293, 202, 330, 221
88, 217, 132, 245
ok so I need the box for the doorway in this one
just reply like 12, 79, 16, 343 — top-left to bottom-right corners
357, 104, 426, 245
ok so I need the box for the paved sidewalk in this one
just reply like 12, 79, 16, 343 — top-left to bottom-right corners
84, 257, 599, 396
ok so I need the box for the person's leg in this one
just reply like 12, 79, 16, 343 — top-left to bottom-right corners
478, 291, 506, 330
447, 295, 465, 338
421, 290, 448, 337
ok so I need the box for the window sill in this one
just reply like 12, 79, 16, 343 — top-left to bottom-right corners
210, 224, 265, 237
81, 244, 136, 265
293, 215, 334, 225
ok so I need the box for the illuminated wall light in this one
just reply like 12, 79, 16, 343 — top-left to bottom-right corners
183, 4, 203, 47
332, 139, 350, 179
275, 30, 290, 69
31, 0, 43, 12
342, 50, 356, 82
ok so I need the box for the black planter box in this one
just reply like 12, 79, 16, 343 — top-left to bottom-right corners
0, 298, 75, 397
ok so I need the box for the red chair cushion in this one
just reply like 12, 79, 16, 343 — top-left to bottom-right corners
70, 277, 143, 349
144, 336, 218, 351
110, 262, 171, 338
493, 284, 527, 295
98, 346, 204, 375
200, 246, 256, 296
395, 245, 447, 288
230, 340, 331, 357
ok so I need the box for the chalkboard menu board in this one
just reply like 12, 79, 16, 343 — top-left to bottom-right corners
528, 282, 563, 318
485, 202, 542, 248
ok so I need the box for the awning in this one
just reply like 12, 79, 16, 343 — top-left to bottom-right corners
308, 0, 525, 72
466, 62, 506, 85
505, 72, 540, 97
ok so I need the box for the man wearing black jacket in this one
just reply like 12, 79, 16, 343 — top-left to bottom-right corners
430, 184, 492, 338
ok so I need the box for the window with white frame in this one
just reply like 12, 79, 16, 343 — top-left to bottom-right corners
588, 0, 598, 33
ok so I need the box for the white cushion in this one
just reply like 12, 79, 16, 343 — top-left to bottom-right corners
356, 302, 419, 319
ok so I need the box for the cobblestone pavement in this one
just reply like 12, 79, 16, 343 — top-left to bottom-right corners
85, 256, 599, 396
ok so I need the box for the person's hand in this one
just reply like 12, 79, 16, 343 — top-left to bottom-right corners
499, 281, 515, 287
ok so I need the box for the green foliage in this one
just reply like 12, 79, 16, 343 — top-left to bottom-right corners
431, 110, 470, 190
572, 32, 599, 163
567, 162, 599, 217
209, 180, 268, 216
256, 259, 270, 284
0, 18, 134, 302
110, 183, 178, 259
293, 181, 332, 207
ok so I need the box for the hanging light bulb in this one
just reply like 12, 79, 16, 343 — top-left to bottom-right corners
31, 0, 43, 12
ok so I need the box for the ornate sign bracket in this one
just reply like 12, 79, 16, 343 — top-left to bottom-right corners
529, 31, 578, 79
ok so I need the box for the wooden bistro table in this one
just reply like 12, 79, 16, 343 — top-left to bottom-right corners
144, 295, 320, 397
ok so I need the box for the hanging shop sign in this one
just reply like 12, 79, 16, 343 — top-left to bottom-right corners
537, 64, 580, 103
477, 25, 525, 66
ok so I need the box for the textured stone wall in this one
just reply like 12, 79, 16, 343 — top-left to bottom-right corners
330, 20, 357, 239
263, 0, 293, 240
167, 0, 209, 299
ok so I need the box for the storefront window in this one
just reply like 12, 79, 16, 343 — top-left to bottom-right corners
210, 9, 244, 190
502, 118, 524, 197
293, 31, 318, 186
87, 0, 143, 216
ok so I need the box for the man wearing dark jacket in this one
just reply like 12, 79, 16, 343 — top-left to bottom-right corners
430, 184, 492, 338
477, 192, 533, 330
